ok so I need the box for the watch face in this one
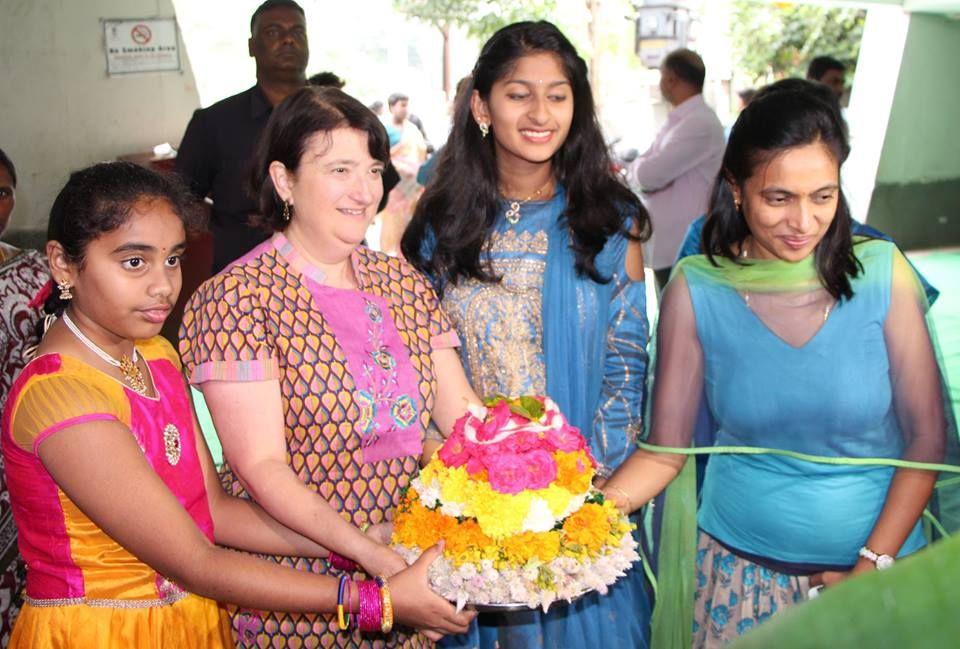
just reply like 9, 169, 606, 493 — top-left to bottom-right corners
876, 555, 895, 570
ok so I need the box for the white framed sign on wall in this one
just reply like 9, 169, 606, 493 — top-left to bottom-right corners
103, 18, 181, 76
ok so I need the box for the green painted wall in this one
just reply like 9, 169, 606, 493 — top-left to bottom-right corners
868, 13, 960, 249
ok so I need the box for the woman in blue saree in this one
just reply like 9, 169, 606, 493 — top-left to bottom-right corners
402, 21, 652, 649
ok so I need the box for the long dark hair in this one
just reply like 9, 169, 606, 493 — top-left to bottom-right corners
402, 21, 649, 291
43, 161, 199, 316
702, 78, 860, 300
249, 86, 390, 232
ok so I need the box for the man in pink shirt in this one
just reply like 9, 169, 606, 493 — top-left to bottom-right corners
630, 48, 725, 290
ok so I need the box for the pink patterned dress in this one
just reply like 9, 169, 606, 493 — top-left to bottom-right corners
179, 233, 459, 648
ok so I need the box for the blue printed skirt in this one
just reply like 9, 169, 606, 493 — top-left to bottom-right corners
693, 532, 810, 648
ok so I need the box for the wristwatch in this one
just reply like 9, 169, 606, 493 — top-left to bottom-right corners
859, 546, 895, 570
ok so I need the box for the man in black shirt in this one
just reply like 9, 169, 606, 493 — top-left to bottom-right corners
175, 0, 309, 273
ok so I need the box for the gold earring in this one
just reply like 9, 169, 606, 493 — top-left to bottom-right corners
478, 122, 489, 138
282, 202, 292, 222
57, 280, 73, 301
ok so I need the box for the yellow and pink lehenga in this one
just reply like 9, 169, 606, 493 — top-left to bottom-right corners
0, 337, 232, 648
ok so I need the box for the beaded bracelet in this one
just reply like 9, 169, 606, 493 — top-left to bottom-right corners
337, 574, 350, 631
328, 551, 360, 573
375, 575, 394, 634
356, 578, 383, 633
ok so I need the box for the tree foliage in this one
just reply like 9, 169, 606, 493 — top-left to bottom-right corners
394, 0, 556, 42
729, 1, 866, 85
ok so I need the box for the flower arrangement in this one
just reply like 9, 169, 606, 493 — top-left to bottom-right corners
391, 396, 639, 611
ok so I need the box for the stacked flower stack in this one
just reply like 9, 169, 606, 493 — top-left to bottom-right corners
391, 396, 639, 611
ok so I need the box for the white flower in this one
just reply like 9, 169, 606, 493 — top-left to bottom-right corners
521, 496, 556, 533
560, 493, 587, 518
416, 479, 442, 508
439, 499, 465, 517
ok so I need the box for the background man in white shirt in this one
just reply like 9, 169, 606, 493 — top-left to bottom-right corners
630, 48, 725, 290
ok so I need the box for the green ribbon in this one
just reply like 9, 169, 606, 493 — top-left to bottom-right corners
636, 441, 960, 474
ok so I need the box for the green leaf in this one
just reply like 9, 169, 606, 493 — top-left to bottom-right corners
518, 396, 545, 420
586, 491, 606, 505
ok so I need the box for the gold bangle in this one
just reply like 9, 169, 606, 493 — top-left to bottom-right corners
377, 575, 394, 634
605, 486, 634, 512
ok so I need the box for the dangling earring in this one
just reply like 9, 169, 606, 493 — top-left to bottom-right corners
282, 201, 292, 222
478, 121, 489, 138
57, 280, 73, 301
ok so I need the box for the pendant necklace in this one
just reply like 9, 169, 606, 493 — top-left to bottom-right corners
61, 312, 148, 395
503, 179, 553, 225
739, 243, 832, 322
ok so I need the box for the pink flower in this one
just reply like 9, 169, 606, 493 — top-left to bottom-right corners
438, 429, 471, 467
544, 424, 585, 453
466, 456, 488, 476
476, 429, 538, 461
476, 402, 513, 441
523, 449, 558, 490
486, 453, 531, 494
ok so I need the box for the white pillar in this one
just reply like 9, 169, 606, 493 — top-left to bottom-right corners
843, 6, 911, 222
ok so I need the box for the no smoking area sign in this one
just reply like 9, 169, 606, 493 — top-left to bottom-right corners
103, 18, 180, 75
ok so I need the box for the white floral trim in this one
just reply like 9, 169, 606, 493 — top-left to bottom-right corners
394, 532, 640, 612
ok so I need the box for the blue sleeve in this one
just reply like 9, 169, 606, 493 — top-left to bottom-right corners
591, 269, 649, 475
675, 214, 707, 264
417, 149, 440, 186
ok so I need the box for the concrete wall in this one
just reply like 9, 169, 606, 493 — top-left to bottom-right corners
867, 12, 960, 248
0, 0, 200, 244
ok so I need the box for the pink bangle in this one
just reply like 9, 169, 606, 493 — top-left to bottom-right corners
356, 578, 383, 633
328, 551, 360, 573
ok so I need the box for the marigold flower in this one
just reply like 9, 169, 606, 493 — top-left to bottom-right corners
554, 450, 594, 493
562, 503, 611, 554
500, 531, 562, 566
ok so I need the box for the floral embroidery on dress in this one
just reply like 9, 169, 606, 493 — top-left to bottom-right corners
373, 346, 396, 371
390, 395, 418, 428
364, 299, 383, 323
442, 229, 548, 398
356, 298, 419, 450
355, 390, 376, 434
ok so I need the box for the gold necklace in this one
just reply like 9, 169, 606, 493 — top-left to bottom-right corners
61, 312, 148, 395
739, 243, 832, 322
742, 291, 832, 322
503, 179, 552, 225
